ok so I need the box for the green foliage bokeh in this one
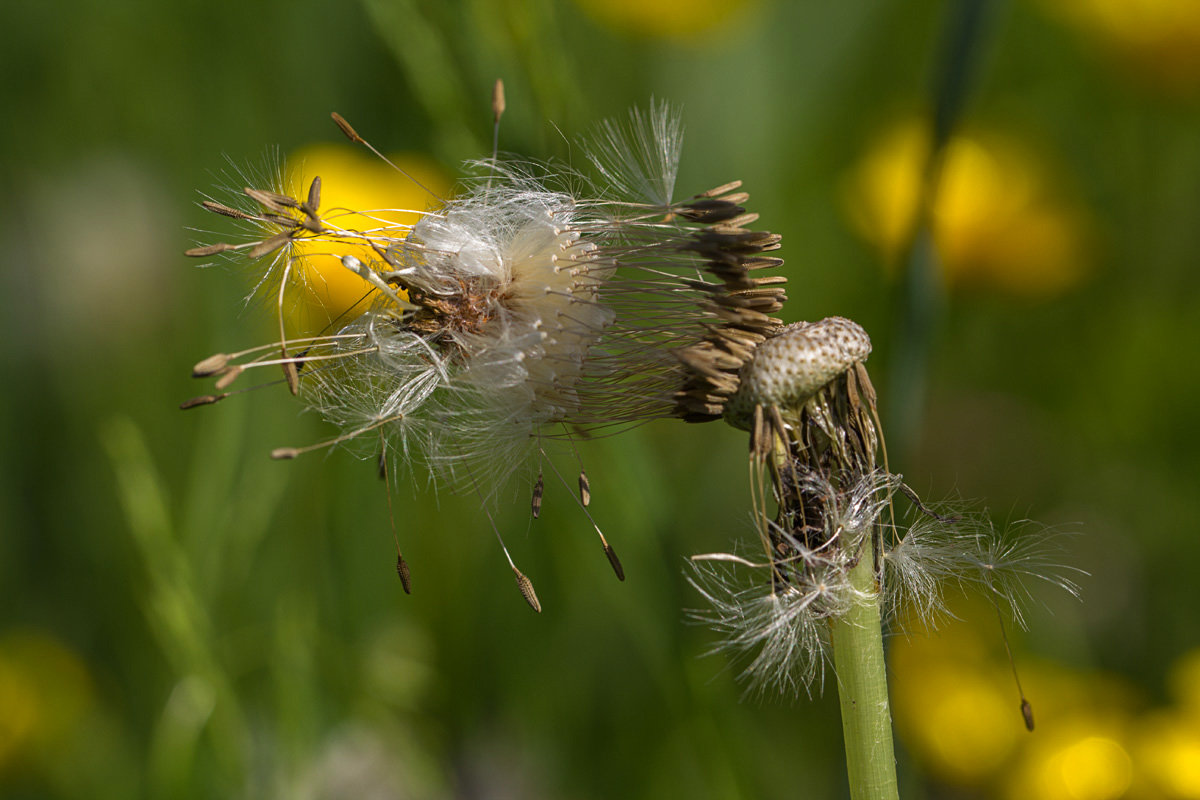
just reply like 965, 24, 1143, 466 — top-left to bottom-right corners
1, 1, 1198, 798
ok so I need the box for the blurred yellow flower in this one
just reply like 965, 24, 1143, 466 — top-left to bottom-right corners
0, 631, 92, 770
1136, 710, 1200, 799
890, 603, 1023, 785
284, 145, 449, 334
995, 660, 1141, 800
890, 597, 1152, 800
1039, 0, 1200, 93
0, 658, 36, 767
572, 0, 758, 40
842, 119, 1091, 297
1168, 647, 1200, 719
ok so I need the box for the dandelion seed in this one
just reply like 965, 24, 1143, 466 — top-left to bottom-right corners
212, 365, 244, 391
191, 353, 230, 377
530, 471, 544, 519
512, 567, 542, 613
578, 470, 591, 507
179, 393, 228, 410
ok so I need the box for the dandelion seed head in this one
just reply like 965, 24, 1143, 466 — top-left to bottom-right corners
187, 102, 786, 496
690, 307, 1079, 694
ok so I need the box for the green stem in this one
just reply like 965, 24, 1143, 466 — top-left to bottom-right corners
828, 536, 899, 800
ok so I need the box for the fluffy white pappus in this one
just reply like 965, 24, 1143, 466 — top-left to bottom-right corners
882, 505, 1083, 630
689, 545, 863, 698
343, 188, 617, 482
953, 517, 1083, 627
583, 102, 683, 207
691, 467, 1082, 695
690, 471, 891, 695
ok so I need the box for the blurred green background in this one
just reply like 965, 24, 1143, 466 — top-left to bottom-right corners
3, 1, 1199, 798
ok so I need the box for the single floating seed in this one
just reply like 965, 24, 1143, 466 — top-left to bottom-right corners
579, 470, 591, 507
179, 393, 228, 410
396, 554, 412, 595
331, 111, 363, 143
1021, 700, 1035, 732
512, 567, 541, 613
492, 78, 506, 120
531, 472, 544, 519
603, 543, 625, 582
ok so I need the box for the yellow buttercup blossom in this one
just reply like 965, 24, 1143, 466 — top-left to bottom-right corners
1039, 0, 1200, 93
284, 145, 449, 333
572, 0, 758, 40
842, 119, 1090, 298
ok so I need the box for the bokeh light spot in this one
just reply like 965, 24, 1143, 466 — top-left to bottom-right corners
1137, 711, 1200, 799
1041, 736, 1132, 800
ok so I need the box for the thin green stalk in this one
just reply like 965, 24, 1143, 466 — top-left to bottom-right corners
888, 0, 997, 462
828, 535, 899, 800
